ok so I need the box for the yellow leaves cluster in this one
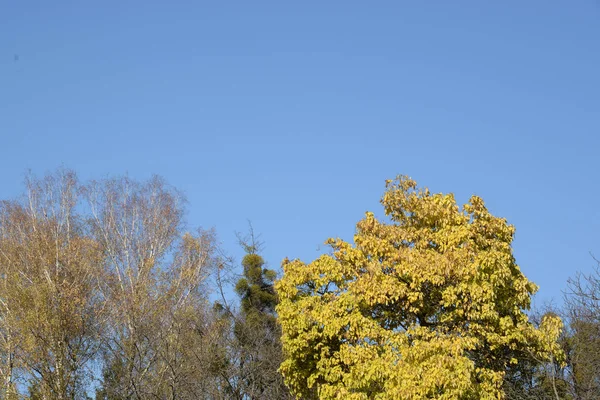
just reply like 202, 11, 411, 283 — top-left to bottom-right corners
276, 176, 562, 399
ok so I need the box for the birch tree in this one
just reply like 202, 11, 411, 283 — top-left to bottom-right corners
85, 176, 221, 399
0, 170, 105, 399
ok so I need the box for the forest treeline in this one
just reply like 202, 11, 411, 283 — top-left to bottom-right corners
0, 170, 597, 399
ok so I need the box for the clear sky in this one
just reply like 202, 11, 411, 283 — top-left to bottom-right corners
1, 1, 599, 306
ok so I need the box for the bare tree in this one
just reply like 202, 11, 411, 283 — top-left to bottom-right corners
85, 176, 222, 399
564, 259, 600, 400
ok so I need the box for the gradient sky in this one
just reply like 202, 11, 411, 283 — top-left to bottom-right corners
1, 1, 599, 307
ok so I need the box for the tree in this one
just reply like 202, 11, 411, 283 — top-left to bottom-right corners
85, 176, 222, 399
276, 176, 563, 399
235, 227, 278, 329
208, 225, 291, 399
230, 226, 291, 399
0, 170, 106, 399
563, 262, 600, 400
0, 169, 229, 399
502, 308, 571, 400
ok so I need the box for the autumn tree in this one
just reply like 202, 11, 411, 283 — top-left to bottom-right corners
276, 176, 563, 400
0, 170, 106, 399
0, 169, 264, 399
503, 308, 571, 400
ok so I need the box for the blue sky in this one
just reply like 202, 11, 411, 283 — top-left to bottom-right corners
1, 1, 599, 306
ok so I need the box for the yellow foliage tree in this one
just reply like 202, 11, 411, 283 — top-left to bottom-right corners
276, 176, 563, 400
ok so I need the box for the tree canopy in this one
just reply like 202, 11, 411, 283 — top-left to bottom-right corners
276, 176, 563, 399
3, 170, 594, 399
